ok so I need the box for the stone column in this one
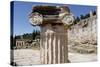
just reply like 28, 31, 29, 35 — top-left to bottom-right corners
40, 24, 69, 64
28, 6, 74, 64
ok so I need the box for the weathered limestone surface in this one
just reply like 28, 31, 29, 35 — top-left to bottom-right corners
40, 24, 69, 64
68, 13, 97, 53
28, 6, 74, 64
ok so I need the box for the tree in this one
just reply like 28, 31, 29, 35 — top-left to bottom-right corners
93, 10, 96, 15
73, 17, 80, 25
76, 17, 80, 22
80, 15, 85, 19
84, 13, 90, 19
32, 30, 36, 40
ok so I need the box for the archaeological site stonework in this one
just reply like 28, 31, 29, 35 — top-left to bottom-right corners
29, 6, 74, 64
68, 11, 97, 45
68, 11, 97, 54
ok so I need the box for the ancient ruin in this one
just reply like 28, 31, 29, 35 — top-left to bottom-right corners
68, 11, 97, 54
29, 6, 74, 64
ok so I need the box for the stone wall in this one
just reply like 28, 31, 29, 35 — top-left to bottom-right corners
68, 11, 97, 53
68, 13, 97, 45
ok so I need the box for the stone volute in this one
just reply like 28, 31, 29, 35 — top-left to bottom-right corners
29, 6, 74, 64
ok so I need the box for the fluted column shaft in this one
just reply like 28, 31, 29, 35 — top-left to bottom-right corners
40, 24, 69, 64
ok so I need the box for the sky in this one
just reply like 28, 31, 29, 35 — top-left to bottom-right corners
11, 1, 97, 36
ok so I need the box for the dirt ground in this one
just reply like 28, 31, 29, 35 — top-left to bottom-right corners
13, 49, 97, 66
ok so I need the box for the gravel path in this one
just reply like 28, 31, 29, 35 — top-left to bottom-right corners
13, 49, 40, 66
69, 52, 97, 63
13, 49, 97, 66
